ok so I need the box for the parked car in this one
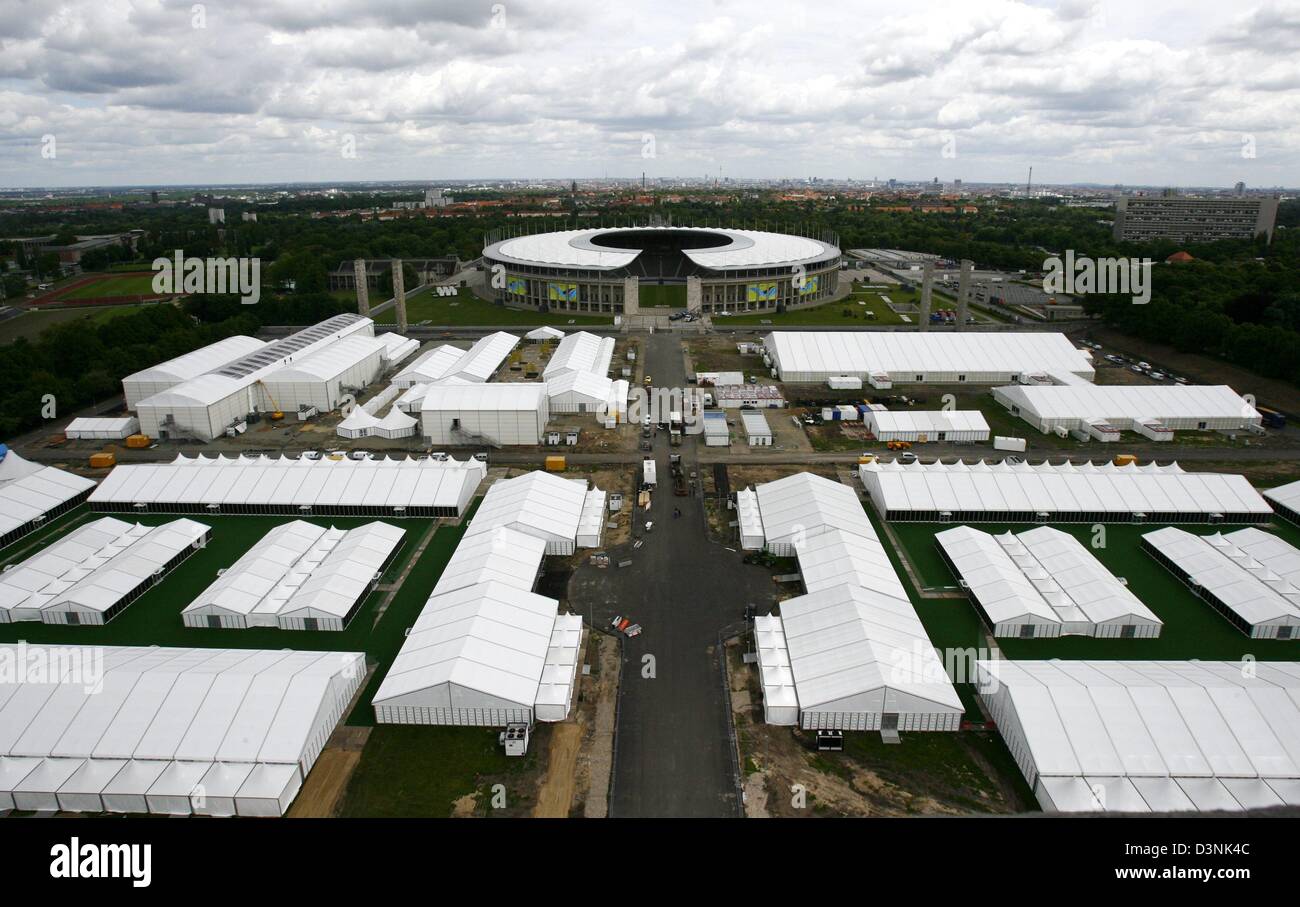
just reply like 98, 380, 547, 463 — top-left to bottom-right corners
898, 452, 918, 464
348, 450, 373, 461
429, 451, 450, 461
300, 450, 322, 461
472, 452, 489, 462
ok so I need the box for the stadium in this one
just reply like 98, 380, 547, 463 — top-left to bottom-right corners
482, 226, 842, 315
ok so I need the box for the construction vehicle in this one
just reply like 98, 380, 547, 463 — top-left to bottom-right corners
89, 452, 116, 468
256, 379, 285, 421
886, 440, 912, 451
670, 454, 687, 496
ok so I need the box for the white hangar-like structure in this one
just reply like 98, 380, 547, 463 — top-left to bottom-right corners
935, 525, 1162, 639
993, 383, 1261, 440
88, 454, 484, 519
0, 447, 97, 550
750, 473, 963, 732
975, 659, 1300, 813
371, 471, 601, 727
0, 644, 364, 816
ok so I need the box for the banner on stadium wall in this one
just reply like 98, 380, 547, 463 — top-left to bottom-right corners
799, 276, 819, 295
747, 282, 777, 303
548, 282, 579, 302
507, 277, 527, 295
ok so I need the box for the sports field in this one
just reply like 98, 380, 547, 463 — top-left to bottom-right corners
0, 302, 154, 345
58, 273, 160, 299
638, 283, 687, 308
727, 286, 915, 325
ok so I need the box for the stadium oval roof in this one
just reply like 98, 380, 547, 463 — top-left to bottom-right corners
485, 227, 839, 272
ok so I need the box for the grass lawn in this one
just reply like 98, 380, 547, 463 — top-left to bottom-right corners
0, 302, 157, 345
59, 273, 160, 299
727, 286, 914, 326
372, 287, 613, 326
887, 517, 1300, 662
638, 283, 687, 308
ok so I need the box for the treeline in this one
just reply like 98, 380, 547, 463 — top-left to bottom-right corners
0, 293, 349, 440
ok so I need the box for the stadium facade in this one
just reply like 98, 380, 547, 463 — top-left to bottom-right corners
482, 226, 841, 315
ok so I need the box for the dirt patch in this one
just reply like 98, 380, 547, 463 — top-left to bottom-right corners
726, 464, 839, 490
532, 722, 583, 817
451, 794, 477, 817
288, 726, 370, 818
685, 336, 765, 376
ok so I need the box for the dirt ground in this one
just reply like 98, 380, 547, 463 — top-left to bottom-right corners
684, 335, 766, 376
288, 726, 371, 818
726, 640, 1029, 817
726, 463, 839, 490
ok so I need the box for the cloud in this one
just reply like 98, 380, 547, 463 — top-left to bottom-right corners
0, 0, 1296, 186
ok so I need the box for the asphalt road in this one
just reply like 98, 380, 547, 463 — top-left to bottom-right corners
568, 331, 775, 817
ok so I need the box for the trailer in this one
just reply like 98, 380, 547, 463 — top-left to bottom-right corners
642, 458, 657, 487
993, 436, 1027, 452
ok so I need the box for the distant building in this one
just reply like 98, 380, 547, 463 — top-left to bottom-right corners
208, 207, 226, 225
1113, 196, 1279, 244
241, 211, 258, 223
424, 188, 449, 208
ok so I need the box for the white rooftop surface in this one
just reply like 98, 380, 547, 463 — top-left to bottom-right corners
1265, 479, 1300, 516
1007, 526, 1161, 627
431, 526, 547, 597
860, 459, 1271, 518
779, 583, 963, 714
88, 454, 485, 511
464, 471, 589, 546
740, 410, 772, 436
977, 659, 1300, 811
393, 344, 466, 386
376, 332, 419, 365
491, 227, 836, 271
183, 521, 403, 622
765, 331, 1095, 379
735, 488, 764, 540
0, 644, 364, 772
265, 335, 387, 382
755, 472, 876, 545
1223, 527, 1300, 587
372, 580, 566, 711
995, 383, 1259, 422
935, 526, 1060, 625
1143, 527, 1300, 627
866, 410, 990, 434
122, 335, 265, 387
543, 331, 615, 379
0, 450, 97, 542
445, 331, 519, 383
64, 417, 140, 436
546, 369, 613, 400
23, 519, 208, 617
754, 615, 798, 714
419, 382, 547, 412
525, 326, 565, 341
793, 528, 908, 599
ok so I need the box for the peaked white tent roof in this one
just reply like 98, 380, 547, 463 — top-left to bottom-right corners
1224, 527, 1300, 587
88, 454, 484, 514
431, 526, 547, 597
265, 335, 386, 383
122, 335, 266, 390
866, 410, 990, 435
976, 659, 1300, 812
860, 459, 1271, 519
994, 383, 1259, 424
0, 517, 138, 615
418, 382, 547, 413
1143, 527, 1300, 628
545, 369, 613, 401
779, 582, 963, 714
525, 326, 565, 341
1265, 479, 1300, 519
793, 527, 908, 599
0, 450, 96, 544
935, 525, 1061, 625
465, 471, 590, 547
755, 472, 876, 548
392, 344, 467, 387
543, 331, 615, 380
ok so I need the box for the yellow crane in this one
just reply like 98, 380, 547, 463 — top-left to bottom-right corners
256, 379, 286, 421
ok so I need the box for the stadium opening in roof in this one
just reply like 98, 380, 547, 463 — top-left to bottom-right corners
482, 226, 841, 315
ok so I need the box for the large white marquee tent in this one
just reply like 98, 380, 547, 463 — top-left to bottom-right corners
860, 459, 1271, 524
863, 409, 989, 443
63, 417, 140, 440
751, 472, 962, 732
121, 335, 266, 409
0, 448, 97, 549
1265, 479, 1300, 527
420, 383, 549, 446
88, 454, 484, 518
975, 659, 1300, 813
936, 525, 1162, 638
0, 644, 364, 816
261, 335, 388, 413
465, 470, 601, 556
0, 517, 209, 626
1141, 526, 1300, 639
993, 384, 1260, 437
763, 331, 1094, 384
543, 331, 614, 380
182, 520, 404, 631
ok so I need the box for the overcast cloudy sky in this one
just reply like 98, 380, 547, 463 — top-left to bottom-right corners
1, 0, 1297, 188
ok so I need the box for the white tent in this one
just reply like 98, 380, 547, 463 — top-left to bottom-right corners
420, 383, 549, 446
376, 331, 419, 367
182, 520, 404, 630
546, 370, 613, 415
262, 335, 387, 413
0, 518, 209, 626
937, 525, 1162, 637
465, 471, 594, 555
1142, 527, 1300, 639
431, 526, 547, 597
863, 409, 989, 443
525, 326, 565, 342
764, 331, 1095, 384
755, 472, 876, 555
993, 383, 1260, 436
88, 454, 484, 518
392, 344, 467, 388
64, 417, 140, 440
975, 659, 1300, 813
860, 459, 1271, 523
122, 335, 265, 409
0, 449, 97, 549
1265, 479, 1300, 527
543, 331, 614, 380
735, 488, 765, 550
0, 645, 364, 816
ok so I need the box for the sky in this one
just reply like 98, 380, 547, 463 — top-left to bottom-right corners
1, 0, 1297, 188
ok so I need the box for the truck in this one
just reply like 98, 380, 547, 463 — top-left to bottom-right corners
670, 454, 687, 496
1257, 407, 1287, 430
993, 436, 1027, 453
669, 410, 684, 446
642, 458, 657, 488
